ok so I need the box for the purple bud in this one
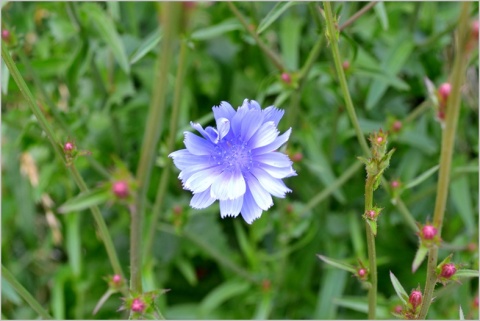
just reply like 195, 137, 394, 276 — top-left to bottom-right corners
438, 83, 451, 102
281, 73, 291, 84
409, 290, 422, 310
422, 225, 437, 240
440, 263, 456, 279
131, 298, 145, 313
112, 181, 129, 199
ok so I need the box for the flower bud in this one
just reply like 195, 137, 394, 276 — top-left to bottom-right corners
472, 20, 479, 40
474, 296, 479, 308
438, 83, 451, 103
64, 142, 74, 152
392, 120, 402, 132
421, 225, 437, 240
357, 268, 367, 279
291, 152, 303, 162
409, 290, 422, 310
113, 274, 122, 284
342, 60, 350, 71
391, 180, 400, 188
393, 305, 403, 314
2, 29, 10, 41
112, 180, 129, 199
131, 298, 145, 313
439, 263, 456, 279
281, 72, 291, 84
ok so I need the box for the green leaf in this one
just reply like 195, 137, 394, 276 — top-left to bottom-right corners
389, 271, 409, 305
129, 28, 162, 65
355, 67, 410, 91
317, 254, 356, 274
58, 188, 110, 213
1, 58, 9, 95
333, 296, 390, 317
82, 3, 130, 74
459, 305, 465, 320
373, 2, 389, 30
450, 170, 475, 236
175, 257, 198, 286
280, 13, 303, 70
257, 2, 297, 35
455, 269, 480, 279
233, 220, 258, 269
366, 34, 413, 109
404, 165, 439, 190
366, 220, 377, 236
412, 245, 428, 273
200, 280, 251, 316
191, 18, 242, 41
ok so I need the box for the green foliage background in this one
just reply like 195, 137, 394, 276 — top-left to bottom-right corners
1, 1, 478, 319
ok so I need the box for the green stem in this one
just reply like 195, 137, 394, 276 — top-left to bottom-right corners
2, 265, 53, 320
2, 44, 126, 283
418, 3, 472, 319
227, 1, 286, 72
323, 2, 370, 156
364, 175, 377, 320
404, 100, 431, 124
133, 2, 179, 294
392, 195, 419, 232
145, 37, 189, 260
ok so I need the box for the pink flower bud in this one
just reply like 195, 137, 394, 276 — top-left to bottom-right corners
422, 225, 437, 240
113, 274, 122, 284
391, 180, 400, 188
64, 142, 74, 151
472, 20, 479, 41
440, 263, 456, 279
281, 73, 291, 84
474, 296, 479, 308
392, 120, 402, 132
112, 181, 129, 199
367, 210, 376, 219
409, 290, 422, 309
358, 268, 367, 278
342, 60, 350, 70
291, 152, 303, 162
131, 298, 145, 313
438, 83, 451, 102
393, 305, 403, 314
261, 279, 271, 292
2, 29, 10, 41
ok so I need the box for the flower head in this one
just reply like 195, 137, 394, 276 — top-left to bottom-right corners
112, 180, 129, 199
421, 224, 437, 240
170, 99, 296, 224
439, 263, 457, 279
409, 290, 422, 310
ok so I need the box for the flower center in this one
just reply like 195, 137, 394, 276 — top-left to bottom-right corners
212, 138, 252, 172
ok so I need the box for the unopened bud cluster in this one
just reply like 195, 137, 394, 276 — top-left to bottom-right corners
119, 290, 165, 318
436, 82, 451, 122
435, 254, 459, 285
363, 206, 383, 222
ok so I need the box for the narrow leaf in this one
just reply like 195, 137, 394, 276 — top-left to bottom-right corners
200, 281, 250, 316
450, 172, 475, 235
58, 188, 110, 213
404, 165, 439, 190
191, 19, 242, 41
175, 257, 198, 286
1, 58, 9, 95
455, 269, 480, 278
389, 271, 409, 305
130, 28, 162, 65
257, 2, 297, 35
373, 2, 389, 30
317, 255, 356, 274
82, 3, 130, 74
412, 246, 428, 273
459, 305, 464, 320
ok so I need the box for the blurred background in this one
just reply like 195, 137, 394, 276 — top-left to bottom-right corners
1, 1, 478, 319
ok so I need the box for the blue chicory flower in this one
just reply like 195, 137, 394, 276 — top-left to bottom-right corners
169, 99, 296, 224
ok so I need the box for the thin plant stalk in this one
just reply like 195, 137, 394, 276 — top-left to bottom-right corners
227, 1, 286, 72
418, 3, 472, 318
364, 174, 377, 319
2, 265, 53, 320
339, 2, 377, 32
323, 2, 370, 155
1, 44, 126, 283
145, 37, 189, 259
132, 2, 179, 294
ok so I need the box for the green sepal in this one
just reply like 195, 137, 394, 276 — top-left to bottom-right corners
366, 220, 377, 236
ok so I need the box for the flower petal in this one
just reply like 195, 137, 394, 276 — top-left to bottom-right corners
240, 187, 263, 224
231, 105, 249, 137
250, 167, 292, 198
210, 169, 246, 200
169, 149, 211, 171
219, 197, 243, 218
241, 109, 264, 141
248, 100, 262, 111
244, 173, 273, 211
190, 188, 216, 209
216, 117, 230, 140
252, 128, 291, 155
259, 163, 297, 178
184, 132, 215, 155
248, 121, 279, 149
213, 101, 236, 121
184, 166, 223, 193
178, 162, 217, 182
262, 106, 284, 125
190, 122, 218, 143
254, 152, 293, 168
